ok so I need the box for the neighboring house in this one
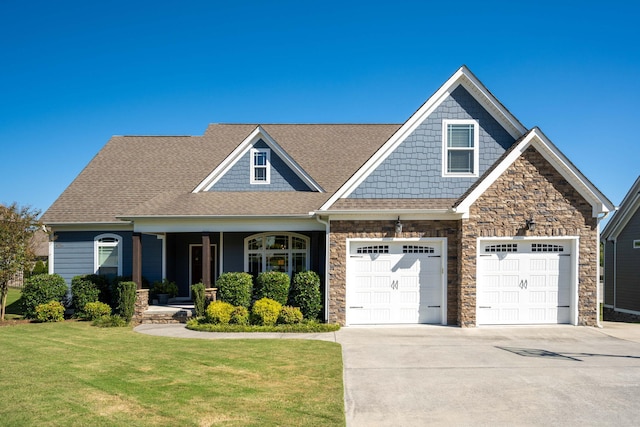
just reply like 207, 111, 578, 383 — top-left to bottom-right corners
41, 66, 614, 327
601, 176, 640, 321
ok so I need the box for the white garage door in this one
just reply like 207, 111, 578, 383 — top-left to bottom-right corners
347, 240, 444, 325
477, 240, 572, 325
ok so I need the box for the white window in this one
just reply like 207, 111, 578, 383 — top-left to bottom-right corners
245, 232, 309, 276
442, 119, 479, 176
94, 234, 122, 277
250, 148, 270, 184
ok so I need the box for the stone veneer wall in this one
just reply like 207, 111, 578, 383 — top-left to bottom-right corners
328, 219, 460, 325
134, 289, 149, 325
460, 146, 598, 327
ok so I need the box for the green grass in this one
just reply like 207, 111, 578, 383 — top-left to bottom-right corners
0, 322, 345, 426
3, 287, 23, 319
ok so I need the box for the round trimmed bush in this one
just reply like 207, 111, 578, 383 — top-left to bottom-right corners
21, 274, 68, 319
290, 271, 322, 320
217, 272, 253, 308
206, 301, 235, 324
254, 271, 290, 305
84, 301, 112, 320
251, 298, 282, 326
230, 306, 249, 325
278, 306, 303, 324
35, 301, 65, 322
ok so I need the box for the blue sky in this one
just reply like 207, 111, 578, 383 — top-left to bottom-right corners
1, 1, 638, 219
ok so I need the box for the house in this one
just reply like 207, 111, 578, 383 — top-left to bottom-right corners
601, 176, 640, 321
41, 66, 614, 327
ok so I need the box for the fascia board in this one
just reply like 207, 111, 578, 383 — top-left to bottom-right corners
193, 126, 261, 192
319, 66, 526, 211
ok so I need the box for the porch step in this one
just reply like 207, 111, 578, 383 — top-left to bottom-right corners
139, 308, 195, 324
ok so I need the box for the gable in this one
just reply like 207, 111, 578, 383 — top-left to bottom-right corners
209, 139, 314, 192
601, 176, 640, 240
454, 128, 614, 218
193, 125, 323, 194
347, 85, 516, 199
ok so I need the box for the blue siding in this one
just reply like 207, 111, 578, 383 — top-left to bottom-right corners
53, 231, 162, 284
210, 139, 311, 192
348, 85, 516, 199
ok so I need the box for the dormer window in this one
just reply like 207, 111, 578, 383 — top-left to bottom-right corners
442, 119, 479, 177
251, 148, 270, 184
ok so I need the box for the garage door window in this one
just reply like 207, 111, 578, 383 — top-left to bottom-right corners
356, 245, 389, 254
403, 245, 435, 254
531, 243, 564, 252
485, 243, 518, 253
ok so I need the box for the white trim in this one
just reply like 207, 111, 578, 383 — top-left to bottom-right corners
476, 236, 579, 326
131, 217, 324, 233
93, 233, 123, 276
442, 119, 479, 177
193, 125, 323, 193
454, 128, 614, 218
250, 147, 271, 184
610, 307, 640, 316
345, 237, 447, 326
634, 240, 640, 249
159, 234, 166, 280
219, 231, 224, 275
319, 66, 527, 211
315, 216, 330, 322
48, 241, 55, 274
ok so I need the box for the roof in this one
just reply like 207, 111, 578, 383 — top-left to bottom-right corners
41, 124, 400, 223
601, 176, 640, 240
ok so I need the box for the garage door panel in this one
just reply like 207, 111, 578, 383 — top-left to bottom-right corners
478, 240, 573, 325
347, 241, 444, 325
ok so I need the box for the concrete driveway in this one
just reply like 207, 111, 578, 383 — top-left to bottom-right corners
335, 323, 640, 426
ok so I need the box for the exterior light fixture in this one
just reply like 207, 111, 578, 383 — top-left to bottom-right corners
526, 217, 536, 232
395, 216, 403, 234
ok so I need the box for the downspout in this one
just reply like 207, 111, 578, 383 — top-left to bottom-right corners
315, 215, 330, 323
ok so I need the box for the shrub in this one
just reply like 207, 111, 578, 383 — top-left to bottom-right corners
115, 281, 136, 323
230, 306, 249, 325
278, 306, 303, 324
32, 260, 48, 275
85, 274, 113, 306
21, 274, 68, 319
206, 301, 235, 324
217, 272, 253, 308
83, 301, 112, 320
152, 279, 178, 297
71, 276, 100, 317
254, 271, 290, 305
35, 301, 65, 322
290, 270, 322, 320
251, 298, 282, 326
191, 283, 206, 317
92, 314, 127, 328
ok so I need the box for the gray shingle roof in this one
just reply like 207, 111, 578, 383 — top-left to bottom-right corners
42, 124, 401, 223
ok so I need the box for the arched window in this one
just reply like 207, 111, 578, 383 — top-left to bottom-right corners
94, 234, 122, 278
245, 232, 309, 276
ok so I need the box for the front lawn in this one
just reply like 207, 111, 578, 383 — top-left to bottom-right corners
2, 287, 24, 320
0, 322, 345, 426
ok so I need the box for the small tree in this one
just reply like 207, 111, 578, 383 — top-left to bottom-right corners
0, 203, 41, 320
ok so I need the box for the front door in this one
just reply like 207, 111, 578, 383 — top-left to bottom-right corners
190, 244, 217, 294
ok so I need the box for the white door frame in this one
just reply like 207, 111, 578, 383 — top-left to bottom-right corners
476, 236, 579, 325
345, 237, 448, 326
